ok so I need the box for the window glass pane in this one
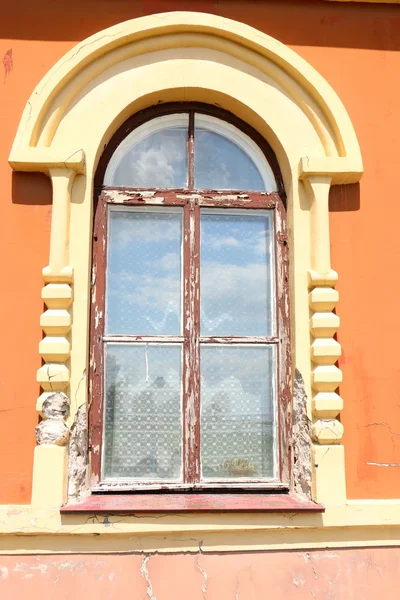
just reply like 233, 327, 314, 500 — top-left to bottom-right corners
103, 344, 182, 481
200, 210, 275, 336
201, 345, 276, 480
104, 114, 189, 188
106, 208, 182, 335
194, 114, 277, 191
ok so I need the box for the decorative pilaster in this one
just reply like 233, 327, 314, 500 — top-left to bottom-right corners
32, 168, 77, 508
309, 275, 343, 443
303, 175, 346, 505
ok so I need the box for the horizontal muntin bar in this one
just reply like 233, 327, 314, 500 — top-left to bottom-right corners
103, 335, 184, 343
199, 336, 279, 344
103, 336, 279, 344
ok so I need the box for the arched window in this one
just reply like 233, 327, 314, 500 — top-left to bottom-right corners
90, 104, 290, 492
103, 111, 278, 192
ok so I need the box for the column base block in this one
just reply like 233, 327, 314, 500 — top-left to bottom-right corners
31, 444, 68, 509
313, 443, 346, 506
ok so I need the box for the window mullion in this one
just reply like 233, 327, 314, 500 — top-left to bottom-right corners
182, 198, 201, 484
188, 111, 195, 190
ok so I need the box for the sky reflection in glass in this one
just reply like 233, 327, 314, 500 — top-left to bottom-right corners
104, 115, 188, 188
106, 208, 182, 335
194, 114, 277, 191
104, 112, 278, 192
195, 130, 265, 190
200, 210, 275, 337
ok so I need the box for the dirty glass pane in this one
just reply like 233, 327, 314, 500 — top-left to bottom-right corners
201, 345, 276, 480
194, 114, 277, 191
200, 210, 275, 337
103, 343, 182, 481
106, 208, 182, 335
104, 114, 189, 188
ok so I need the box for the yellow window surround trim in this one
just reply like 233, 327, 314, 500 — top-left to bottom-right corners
6, 12, 370, 545
2, 500, 400, 553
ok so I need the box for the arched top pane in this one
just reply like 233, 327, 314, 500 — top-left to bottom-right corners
104, 110, 278, 192
104, 114, 189, 188
194, 114, 277, 192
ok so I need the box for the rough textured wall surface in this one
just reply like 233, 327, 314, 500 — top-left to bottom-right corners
1, 0, 400, 502
0, 547, 399, 599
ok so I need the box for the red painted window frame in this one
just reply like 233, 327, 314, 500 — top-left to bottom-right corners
83, 103, 309, 511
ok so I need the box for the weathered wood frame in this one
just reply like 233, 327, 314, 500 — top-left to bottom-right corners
89, 104, 291, 495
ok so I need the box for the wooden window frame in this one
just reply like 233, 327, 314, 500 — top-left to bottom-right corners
89, 103, 292, 498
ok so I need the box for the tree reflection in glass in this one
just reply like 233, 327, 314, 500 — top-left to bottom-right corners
103, 344, 182, 481
201, 345, 276, 480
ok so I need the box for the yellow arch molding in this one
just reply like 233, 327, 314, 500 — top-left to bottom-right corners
7, 12, 364, 515
1, 11, 395, 558
9, 12, 362, 181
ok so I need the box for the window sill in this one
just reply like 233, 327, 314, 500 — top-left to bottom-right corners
61, 494, 324, 513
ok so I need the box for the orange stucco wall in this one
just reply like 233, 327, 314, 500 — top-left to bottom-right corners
1, 547, 399, 599
1, 0, 400, 503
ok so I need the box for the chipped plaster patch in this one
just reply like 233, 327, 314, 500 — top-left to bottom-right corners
42, 391, 70, 419
35, 419, 69, 446
292, 369, 312, 499
68, 405, 89, 498
14, 562, 48, 574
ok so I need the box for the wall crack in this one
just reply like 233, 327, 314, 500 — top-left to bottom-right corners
140, 555, 157, 600
196, 555, 208, 598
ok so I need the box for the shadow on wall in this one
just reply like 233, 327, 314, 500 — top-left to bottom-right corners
12, 172, 52, 205
329, 183, 360, 213
0, 0, 399, 50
